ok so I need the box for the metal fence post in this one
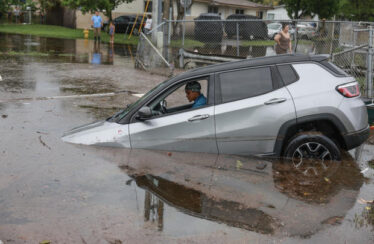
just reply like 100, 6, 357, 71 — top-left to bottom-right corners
168, 9, 172, 45
182, 4, 186, 48
367, 26, 373, 98
236, 22, 240, 57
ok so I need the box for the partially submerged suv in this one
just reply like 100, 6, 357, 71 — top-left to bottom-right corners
62, 54, 369, 160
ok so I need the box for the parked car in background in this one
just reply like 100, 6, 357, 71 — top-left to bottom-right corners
63, 54, 369, 161
102, 15, 144, 34
224, 14, 268, 40
267, 22, 295, 40
194, 13, 223, 43
297, 25, 317, 39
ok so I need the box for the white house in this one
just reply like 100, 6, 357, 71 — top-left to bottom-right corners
112, 0, 272, 19
266, 5, 319, 21
75, 0, 272, 29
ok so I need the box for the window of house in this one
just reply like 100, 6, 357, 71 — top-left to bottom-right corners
267, 13, 275, 20
256, 11, 263, 19
186, 6, 191, 16
235, 9, 244, 14
218, 67, 273, 103
208, 6, 219, 13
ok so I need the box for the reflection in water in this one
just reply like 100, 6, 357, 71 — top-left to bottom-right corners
135, 174, 276, 234
106, 148, 365, 237
91, 42, 102, 65
0, 33, 136, 66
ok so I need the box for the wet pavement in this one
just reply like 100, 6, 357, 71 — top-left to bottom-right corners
0, 34, 374, 243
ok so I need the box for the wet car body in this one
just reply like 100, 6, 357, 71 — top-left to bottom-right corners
63, 54, 369, 158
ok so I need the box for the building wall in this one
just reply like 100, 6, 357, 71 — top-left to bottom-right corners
266, 7, 319, 21
76, 11, 108, 29
266, 7, 289, 20
113, 0, 145, 15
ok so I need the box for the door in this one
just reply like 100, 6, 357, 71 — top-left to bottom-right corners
214, 66, 296, 155
129, 76, 218, 153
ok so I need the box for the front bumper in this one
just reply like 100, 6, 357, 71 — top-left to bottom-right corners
343, 125, 370, 150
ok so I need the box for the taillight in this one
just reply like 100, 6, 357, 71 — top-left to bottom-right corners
336, 82, 360, 98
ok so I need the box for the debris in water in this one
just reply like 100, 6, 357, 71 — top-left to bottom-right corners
322, 216, 343, 225
358, 198, 374, 204
1, 114, 8, 118
361, 168, 369, 174
39, 136, 51, 150
39, 241, 51, 244
236, 160, 243, 170
256, 162, 267, 170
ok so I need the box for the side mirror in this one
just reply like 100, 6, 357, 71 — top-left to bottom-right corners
136, 106, 152, 121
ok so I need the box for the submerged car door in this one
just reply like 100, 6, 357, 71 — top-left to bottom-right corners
129, 75, 218, 153
214, 66, 296, 155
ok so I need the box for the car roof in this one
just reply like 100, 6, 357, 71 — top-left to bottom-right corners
227, 14, 260, 19
172, 54, 329, 82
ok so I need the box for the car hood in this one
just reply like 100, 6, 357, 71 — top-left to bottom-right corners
62, 120, 130, 148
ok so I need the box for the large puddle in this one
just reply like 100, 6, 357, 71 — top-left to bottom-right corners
0, 33, 373, 243
0, 33, 137, 66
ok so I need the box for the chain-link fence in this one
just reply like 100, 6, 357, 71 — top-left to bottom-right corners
136, 19, 374, 96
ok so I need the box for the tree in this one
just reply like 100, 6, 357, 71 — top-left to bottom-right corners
281, 0, 339, 19
339, 0, 374, 21
61, 0, 135, 20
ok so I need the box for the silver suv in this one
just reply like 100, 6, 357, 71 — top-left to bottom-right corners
63, 54, 369, 161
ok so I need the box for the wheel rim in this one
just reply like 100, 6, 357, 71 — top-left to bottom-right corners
291, 142, 333, 177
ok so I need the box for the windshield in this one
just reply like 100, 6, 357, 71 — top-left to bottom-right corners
268, 24, 280, 30
107, 79, 170, 123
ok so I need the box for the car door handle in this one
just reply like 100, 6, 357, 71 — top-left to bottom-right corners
264, 98, 287, 105
188, 114, 210, 122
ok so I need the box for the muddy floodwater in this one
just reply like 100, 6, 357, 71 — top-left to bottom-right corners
0, 34, 374, 243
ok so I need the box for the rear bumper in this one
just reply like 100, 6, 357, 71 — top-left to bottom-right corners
343, 125, 370, 150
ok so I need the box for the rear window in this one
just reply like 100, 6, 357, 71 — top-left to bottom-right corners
277, 65, 299, 85
321, 61, 349, 76
218, 67, 273, 103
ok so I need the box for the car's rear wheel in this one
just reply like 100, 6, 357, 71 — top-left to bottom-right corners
283, 132, 341, 176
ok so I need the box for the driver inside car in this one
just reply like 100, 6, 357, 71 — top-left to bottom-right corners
185, 81, 207, 108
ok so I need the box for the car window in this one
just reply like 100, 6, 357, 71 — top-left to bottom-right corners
148, 78, 209, 116
218, 67, 273, 103
165, 79, 208, 108
277, 65, 299, 85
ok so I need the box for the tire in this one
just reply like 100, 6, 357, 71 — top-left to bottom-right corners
283, 132, 341, 176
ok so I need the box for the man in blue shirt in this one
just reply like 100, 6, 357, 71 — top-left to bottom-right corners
91, 11, 103, 42
185, 81, 207, 108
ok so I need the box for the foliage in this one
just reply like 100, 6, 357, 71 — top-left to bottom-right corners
280, 0, 339, 19
338, 0, 374, 21
61, 0, 135, 20
251, 0, 281, 6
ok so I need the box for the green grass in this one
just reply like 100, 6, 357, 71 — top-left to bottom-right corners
0, 23, 139, 45
170, 38, 205, 48
0, 51, 49, 56
241, 39, 314, 47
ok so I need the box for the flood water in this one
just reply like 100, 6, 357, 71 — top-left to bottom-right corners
0, 33, 374, 243
0, 33, 137, 66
